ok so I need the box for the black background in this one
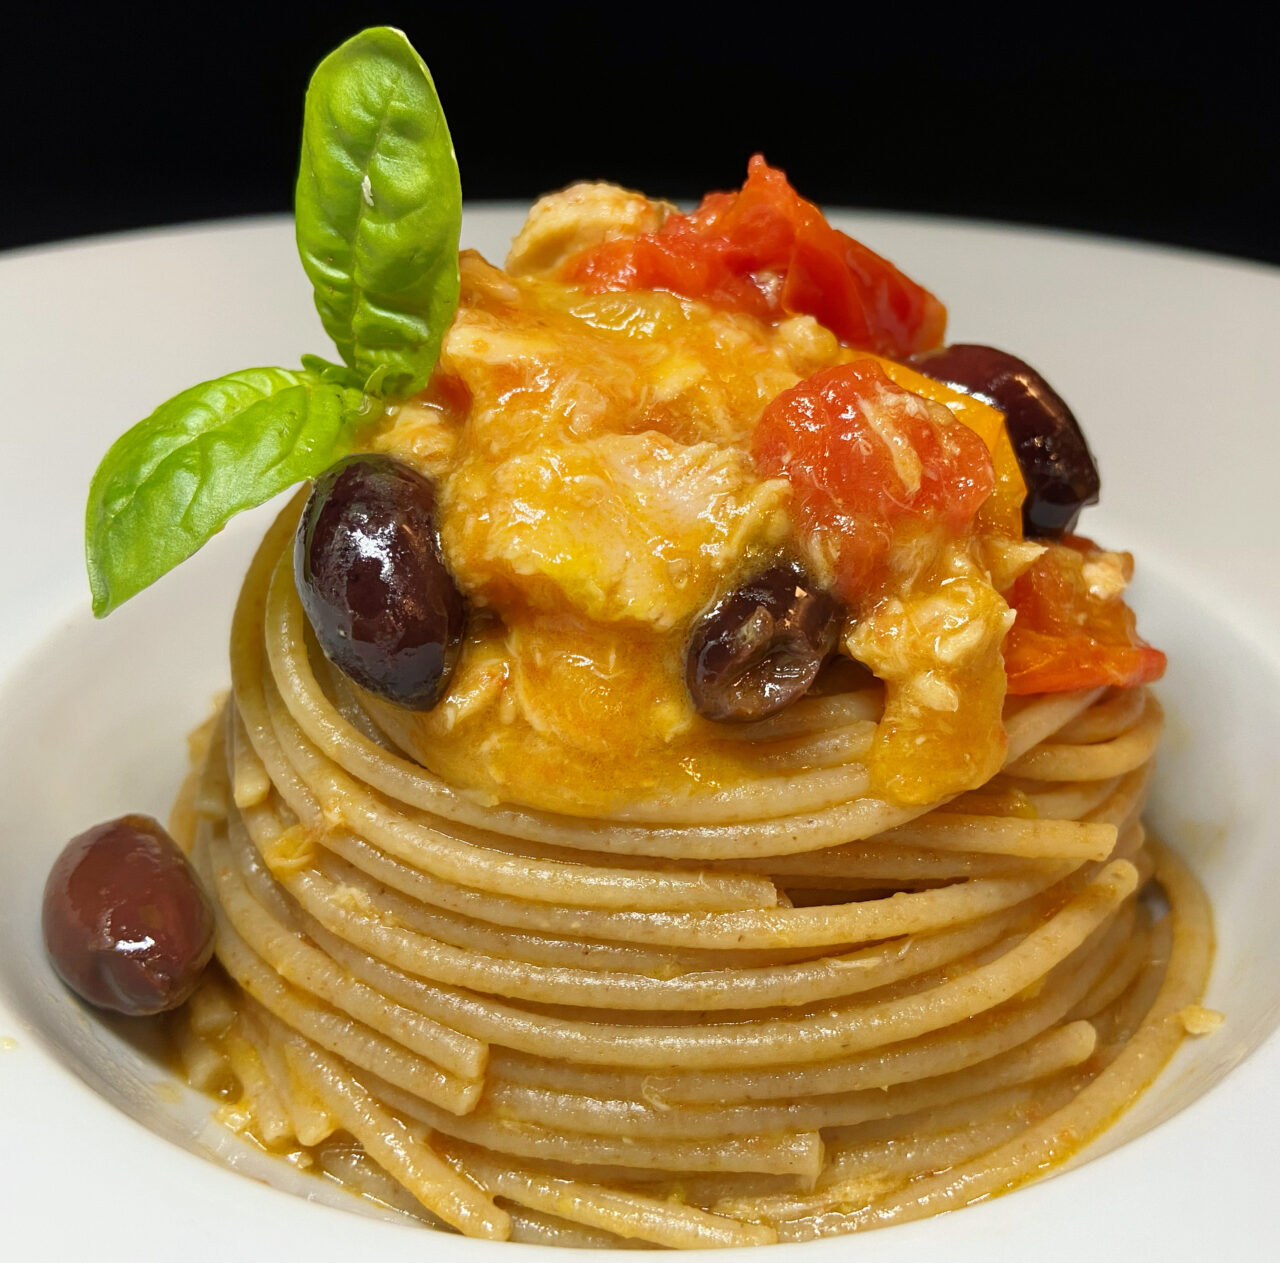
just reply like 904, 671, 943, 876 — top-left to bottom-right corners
3, 2, 1277, 264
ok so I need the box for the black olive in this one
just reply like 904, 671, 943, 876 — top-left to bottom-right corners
42, 815, 215, 1016
687, 566, 840, 722
295, 454, 466, 710
909, 343, 1101, 537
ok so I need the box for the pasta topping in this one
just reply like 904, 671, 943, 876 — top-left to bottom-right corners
361, 192, 1162, 812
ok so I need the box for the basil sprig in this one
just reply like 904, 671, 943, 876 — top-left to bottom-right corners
296, 26, 461, 399
85, 368, 365, 616
84, 27, 462, 617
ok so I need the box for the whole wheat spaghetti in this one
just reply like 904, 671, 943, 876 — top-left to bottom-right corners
173, 488, 1211, 1246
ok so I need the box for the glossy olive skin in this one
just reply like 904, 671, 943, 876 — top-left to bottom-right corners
42, 815, 214, 1016
687, 566, 840, 722
910, 343, 1101, 537
295, 454, 466, 710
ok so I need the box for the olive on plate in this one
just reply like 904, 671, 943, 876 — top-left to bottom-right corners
42, 815, 214, 1016
295, 454, 466, 710
687, 565, 840, 722
909, 343, 1100, 537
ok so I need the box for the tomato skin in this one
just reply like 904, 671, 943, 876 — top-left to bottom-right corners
752, 360, 994, 602
1004, 537, 1166, 695
562, 157, 946, 360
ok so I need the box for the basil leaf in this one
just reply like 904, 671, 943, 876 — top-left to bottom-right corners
296, 26, 462, 399
299, 353, 365, 389
85, 367, 366, 617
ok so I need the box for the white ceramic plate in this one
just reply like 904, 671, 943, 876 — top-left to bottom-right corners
1, 210, 1278, 1262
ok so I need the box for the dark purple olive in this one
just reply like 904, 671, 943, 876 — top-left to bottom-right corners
687, 566, 840, 722
909, 344, 1100, 538
295, 454, 465, 710
42, 815, 214, 1016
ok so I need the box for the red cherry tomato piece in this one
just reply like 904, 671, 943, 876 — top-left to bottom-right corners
1004, 537, 1166, 695
563, 156, 947, 359
752, 360, 994, 603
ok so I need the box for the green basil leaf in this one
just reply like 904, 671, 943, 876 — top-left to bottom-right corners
85, 367, 365, 617
299, 353, 365, 389
296, 26, 462, 399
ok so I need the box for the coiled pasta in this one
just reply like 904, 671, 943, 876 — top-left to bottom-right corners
172, 501, 1213, 1247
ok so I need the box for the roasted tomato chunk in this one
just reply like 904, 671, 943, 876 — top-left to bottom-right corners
752, 359, 994, 603
1004, 537, 1166, 695
562, 157, 946, 359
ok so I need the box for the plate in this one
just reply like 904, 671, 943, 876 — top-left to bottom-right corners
1, 209, 1278, 1261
